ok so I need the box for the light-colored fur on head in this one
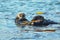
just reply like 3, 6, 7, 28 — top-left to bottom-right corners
16, 12, 24, 19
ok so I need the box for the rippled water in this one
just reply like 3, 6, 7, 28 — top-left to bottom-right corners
0, 0, 60, 40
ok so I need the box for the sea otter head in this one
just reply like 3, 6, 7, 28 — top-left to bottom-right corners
17, 12, 25, 19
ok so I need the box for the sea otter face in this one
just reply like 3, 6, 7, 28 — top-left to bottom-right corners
17, 13, 25, 19
19, 14, 24, 17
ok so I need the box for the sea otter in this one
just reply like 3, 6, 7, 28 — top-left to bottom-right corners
15, 12, 29, 27
30, 15, 60, 26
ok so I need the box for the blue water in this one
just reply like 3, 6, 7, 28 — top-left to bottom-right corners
0, 0, 60, 40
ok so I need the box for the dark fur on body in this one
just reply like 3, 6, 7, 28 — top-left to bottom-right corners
30, 16, 60, 26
